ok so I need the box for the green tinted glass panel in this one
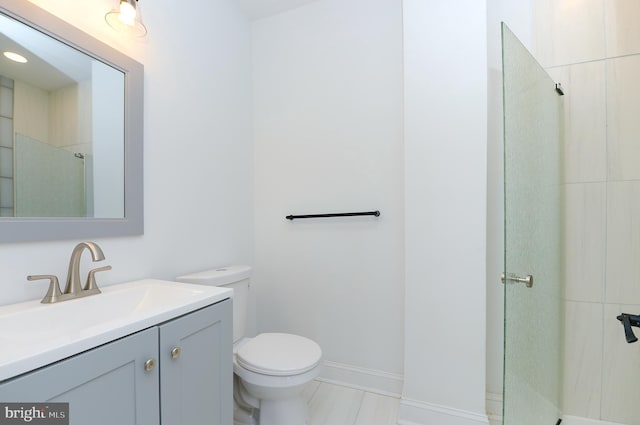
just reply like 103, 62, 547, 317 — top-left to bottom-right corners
502, 23, 564, 425
14, 133, 86, 217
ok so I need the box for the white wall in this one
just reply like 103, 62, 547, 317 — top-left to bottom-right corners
402, 1, 489, 424
252, 0, 405, 391
0, 0, 253, 306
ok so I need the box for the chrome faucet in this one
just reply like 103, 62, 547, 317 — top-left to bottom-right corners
28, 241, 111, 303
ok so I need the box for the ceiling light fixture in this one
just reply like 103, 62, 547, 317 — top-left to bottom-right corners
105, 0, 147, 37
3, 51, 28, 63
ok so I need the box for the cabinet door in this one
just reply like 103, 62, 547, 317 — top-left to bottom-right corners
0, 327, 159, 425
159, 299, 232, 425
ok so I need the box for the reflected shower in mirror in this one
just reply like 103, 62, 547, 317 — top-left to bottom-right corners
0, 11, 124, 219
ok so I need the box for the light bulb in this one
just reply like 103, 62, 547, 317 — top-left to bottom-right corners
105, 0, 147, 37
118, 1, 137, 26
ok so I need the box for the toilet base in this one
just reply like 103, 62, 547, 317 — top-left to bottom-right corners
258, 395, 309, 425
233, 403, 257, 425
233, 375, 258, 425
234, 395, 308, 425
234, 376, 311, 425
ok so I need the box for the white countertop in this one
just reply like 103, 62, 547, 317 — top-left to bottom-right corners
0, 279, 232, 382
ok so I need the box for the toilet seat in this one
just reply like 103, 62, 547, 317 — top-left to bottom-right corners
236, 333, 322, 376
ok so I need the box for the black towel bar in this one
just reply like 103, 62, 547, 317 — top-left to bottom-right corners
285, 210, 380, 220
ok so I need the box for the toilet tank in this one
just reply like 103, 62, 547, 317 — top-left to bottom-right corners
176, 265, 252, 343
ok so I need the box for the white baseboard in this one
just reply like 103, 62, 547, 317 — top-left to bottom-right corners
398, 398, 490, 425
482, 395, 625, 425
486, 415, 627, 425
562, 416, 625, 425
318, 364, 497, 425
317, 360, 403, 397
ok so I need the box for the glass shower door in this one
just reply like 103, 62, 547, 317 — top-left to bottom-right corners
502, 23, 563, 425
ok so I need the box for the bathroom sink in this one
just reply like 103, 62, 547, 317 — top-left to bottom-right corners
0, 279, 232, 382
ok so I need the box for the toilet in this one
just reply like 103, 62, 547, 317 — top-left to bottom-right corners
177, 266, 322, 425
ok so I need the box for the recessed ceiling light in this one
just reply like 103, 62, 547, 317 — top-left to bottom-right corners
3, 51, 27, 63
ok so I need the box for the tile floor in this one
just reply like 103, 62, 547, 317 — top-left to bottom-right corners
304, 380, 400, 425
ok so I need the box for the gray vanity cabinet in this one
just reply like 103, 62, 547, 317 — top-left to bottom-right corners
159, 298, 233, 425
0, 299, 232, 425
0, 327, 160, 425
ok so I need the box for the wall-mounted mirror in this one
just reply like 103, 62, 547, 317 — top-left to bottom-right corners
0, 0, 143, 242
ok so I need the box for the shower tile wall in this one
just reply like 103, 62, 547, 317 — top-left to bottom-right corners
537, 0, 640, 423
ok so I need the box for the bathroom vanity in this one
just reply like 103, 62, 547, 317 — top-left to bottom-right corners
0, 280, 232, 425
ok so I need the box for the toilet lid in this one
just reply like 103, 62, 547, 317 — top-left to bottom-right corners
236, 333, 322, 376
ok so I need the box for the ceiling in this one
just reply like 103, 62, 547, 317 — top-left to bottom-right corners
0, 13, 90, 91
236, 0, 320, 20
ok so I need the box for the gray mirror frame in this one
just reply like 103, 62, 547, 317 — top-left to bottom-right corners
0, 0, 143, 243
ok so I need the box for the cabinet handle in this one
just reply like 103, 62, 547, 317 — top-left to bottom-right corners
144, 358, 156, 372
170, 347, 181, 360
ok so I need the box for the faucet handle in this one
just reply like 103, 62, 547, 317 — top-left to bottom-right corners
84, 265, 112, 292
27, 275, 62, 304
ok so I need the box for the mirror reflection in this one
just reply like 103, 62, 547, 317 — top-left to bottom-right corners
0, 12, 125, 218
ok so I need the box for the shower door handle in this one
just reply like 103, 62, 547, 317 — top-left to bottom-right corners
617, 313, 640, 344
501, 273, 533, 288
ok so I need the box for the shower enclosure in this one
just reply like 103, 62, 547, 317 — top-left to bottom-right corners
503, 12, 640, 423
14, 133, 89, 217
501, 23, 564, 425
